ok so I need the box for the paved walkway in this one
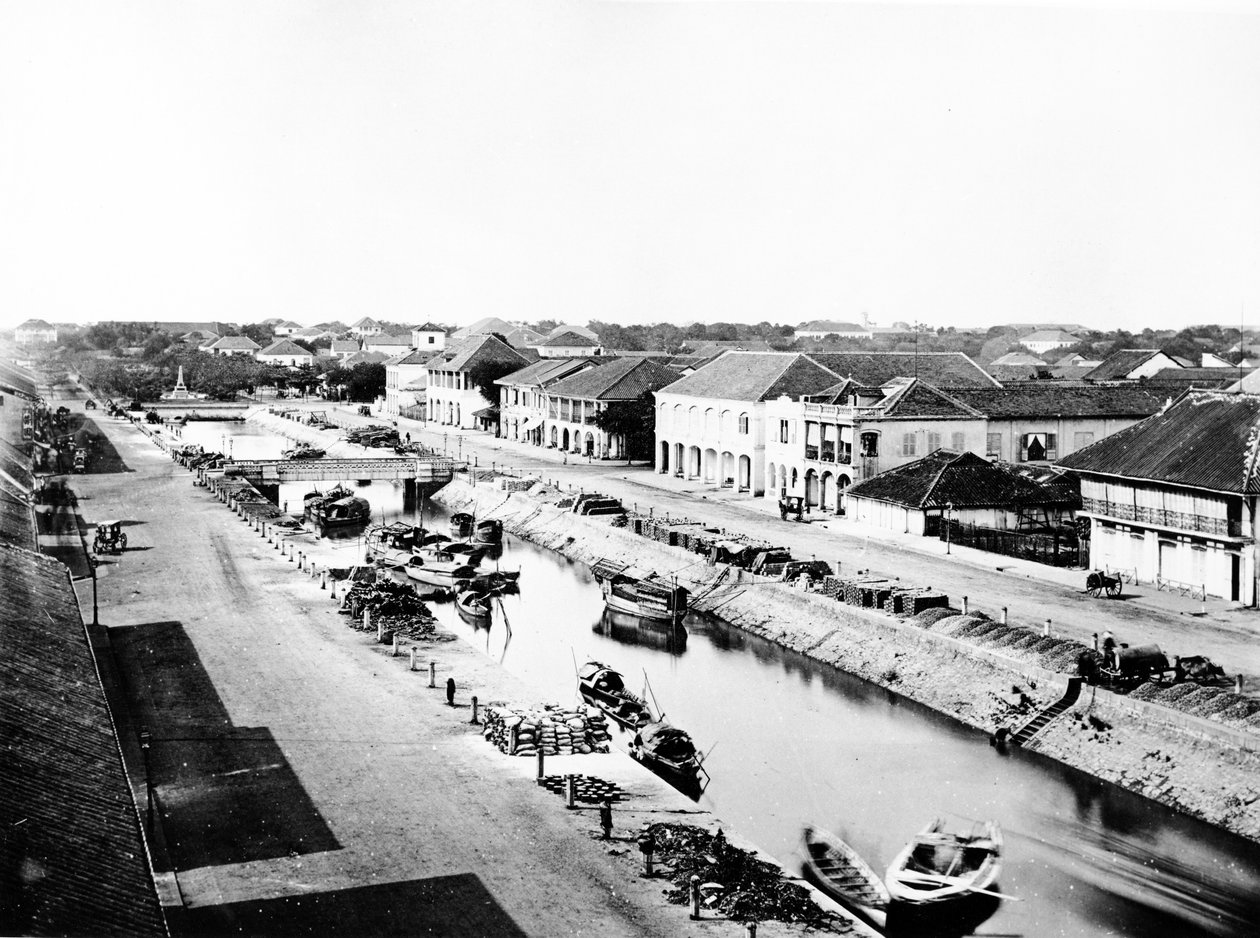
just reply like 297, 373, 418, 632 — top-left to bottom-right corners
62, 393, 865, 937
356, 406, 1260, 691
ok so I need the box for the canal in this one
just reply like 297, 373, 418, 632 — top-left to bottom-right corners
185, 420, 1260, 937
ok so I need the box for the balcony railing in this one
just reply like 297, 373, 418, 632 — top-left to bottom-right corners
821, 443, 835, 462
804, 445, 819, 460
1081, 497, 1244, 538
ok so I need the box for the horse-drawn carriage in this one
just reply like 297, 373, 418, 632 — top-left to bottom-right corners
779, 495, 805, 522
1084, 570, 1123, 598
93, 520, 127, 555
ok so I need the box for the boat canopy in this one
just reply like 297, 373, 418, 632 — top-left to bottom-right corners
637, 721, 697, 760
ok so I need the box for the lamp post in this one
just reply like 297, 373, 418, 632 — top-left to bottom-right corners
88, 552, 99, 626
945, 501, 954, 554
139, 727, 153, 831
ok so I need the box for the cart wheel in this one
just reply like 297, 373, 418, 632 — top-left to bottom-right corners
1087, 585, 1101, 598
1106, 580, 1121, 598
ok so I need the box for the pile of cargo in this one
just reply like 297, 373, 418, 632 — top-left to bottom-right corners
344, 425, 399, 447
481, 704, 612, 757
820, 575, 949, 614
340, 576, 436, 639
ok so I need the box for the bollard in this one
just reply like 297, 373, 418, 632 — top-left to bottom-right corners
600, 800, 613, 839
470, 695, 479, 725
429, 661, 436, 688
297, 551, 304, 571
689, 875, 701, 919
536, 747, 545, 782
446, 677, 456, 706
565, 774, 576, 809
321, 571, 327, 590
962, 596, 969, 615
1093, 632, 1099, 651
1237, 674, 1245, 694
392, 634, 399, 657
330, 577, 337, 600
1001, 606, 1008, 625
377, 615, 384, 643
409, 647, 417, 671
363, 608, 371, 632
745, 923, 757, 938
1044, 619, 1051, 637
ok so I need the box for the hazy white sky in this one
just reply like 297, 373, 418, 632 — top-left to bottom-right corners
3, 1, 1259, 333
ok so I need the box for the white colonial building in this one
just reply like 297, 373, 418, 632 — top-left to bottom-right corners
543, 357, 679, 460
14, 319, 58, 344
496, 358, 598, 446
425, 335, 530, 429
256, 339, 315, 367
384, 350, 433, 417
410, 322, 447, 352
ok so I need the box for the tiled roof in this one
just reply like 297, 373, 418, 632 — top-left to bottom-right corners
0, 438, 34, 494
0, 359, 38, 399
1143, 367, 1254, 389
209, 335, 260, 351
342, 350, 388, 366
451, 316, 515, 340
351, 316, 382, 328
807, 352, 999, 388
1020, 329, 1081, 343
258, 339, 313, 357
16, 318, 54, 329
495, 358, 596, 388
428, 335, 530, 373
879, 381, 984, 419
990, 352, 1046, 366
846, 450, 1075, 509
795, 320, 869, 332
547, 358, 681, 401
0, 545, 166, 936
412, 322, 445, 332
658, 352, 839, 402
0, 489, 34, 547
946, 385, 1169, 419
548, 323, 599, 341
503, 327, 545, 347
330, 339, 360, 353
393, 349, 436, 366
1081, 349, 1169, 381
1058, 391, 1260, 494
541, 330, 599, 347
365, 334, 414, 346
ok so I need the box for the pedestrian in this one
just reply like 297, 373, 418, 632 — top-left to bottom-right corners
446, 677, 456, 706
1101, 630, 1116, 669
405, 432, 411, 444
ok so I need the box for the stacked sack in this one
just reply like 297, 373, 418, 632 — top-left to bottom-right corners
482, 704, 613, 757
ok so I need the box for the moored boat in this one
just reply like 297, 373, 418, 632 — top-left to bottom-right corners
365, 522, 424, 565
577, 661, 655, 730
630, 719, 708, 797
403, 554, 476, 588
801, 826, 889, 929
449, 512, 475, 538
590, 559, 688, 623
472, 518, 503, 544
455, 588, 494, 620
885, 818, 1003, 906
282, 446, 325, 459
305, 485, 371, 530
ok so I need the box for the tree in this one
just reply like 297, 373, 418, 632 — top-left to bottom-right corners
465, 360, 522, 403
323, 363, 385, 402
593, 390, 656, 463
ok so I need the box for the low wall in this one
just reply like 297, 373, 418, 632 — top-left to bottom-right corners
433, 476, 1260, 843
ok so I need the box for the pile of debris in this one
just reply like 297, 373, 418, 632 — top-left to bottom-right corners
645, 823, 844, 929
344, 425, 399, 447
481, 704, 612, 756
340, 577, 436, 638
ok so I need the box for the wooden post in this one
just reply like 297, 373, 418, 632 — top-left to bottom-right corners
536, 747, 545, 782
1044, 619, 1051, 637
470, 695, 479, 725
391, 634, 399, 656
689, 875, 701, 919
321, 571, 327, 590
409, 647, 417, 671
429, 661, 436, 688
1001, 606, 1008, 625
962, 596, 969, 615
565, 774, 576, 809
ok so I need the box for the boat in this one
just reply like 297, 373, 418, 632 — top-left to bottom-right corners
630, 719, 708, 797
455, 588, 494, 620
590, 559, 688, 623
577, 661, 655, 730
885, 818, 1003, 906
365, 522, 425, 565
472, 518, 503, 545
469, 570, 520, 594
282, 446, 325, 460
449, 512, 475, 538
801, 826, 889, 929
403, 554, 476, 588
304, 485, 371, 530
414, 541, 485, 566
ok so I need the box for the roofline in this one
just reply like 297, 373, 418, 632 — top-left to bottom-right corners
1061, 466, 1248, 498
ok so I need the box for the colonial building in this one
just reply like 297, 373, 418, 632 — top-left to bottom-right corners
410, 323, 447, 351
350, 317, 385, 337
1059, 391, 1260, 604
14, 319, 58, 344
384, 350, 433, 417
1082, 348, 1182, 382
496, 358, 599, 446
793, 320, 874, 341
363, 333, 414, 355
424, 335, 530, 429
543, 357, 679, 459
255, 339, 315, 367
537, 330, 603, 359
1018, 329, 1081, 355
207, 335, 261, 357
655, 352, 840, 494
329, 338, 360, 360
764, 381, 1166, 513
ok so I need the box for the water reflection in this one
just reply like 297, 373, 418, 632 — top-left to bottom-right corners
186, 420, 1260, 938
593, 609, 688, 655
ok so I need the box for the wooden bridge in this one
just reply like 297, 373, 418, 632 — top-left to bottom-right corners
225, 457, 457, 485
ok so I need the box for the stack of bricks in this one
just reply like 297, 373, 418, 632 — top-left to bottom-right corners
821, 576, 846, 600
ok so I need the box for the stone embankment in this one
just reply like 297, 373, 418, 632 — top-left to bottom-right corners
435, 474, 1260, 844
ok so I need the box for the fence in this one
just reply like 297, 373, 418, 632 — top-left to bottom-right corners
939, 520, 1082, 568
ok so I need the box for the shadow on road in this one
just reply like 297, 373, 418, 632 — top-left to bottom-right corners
69, 413, 133, 474
109, 620, 340, 872
181, 874, 528, 937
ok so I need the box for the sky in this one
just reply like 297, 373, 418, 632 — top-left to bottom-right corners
3, 1, 1259, 334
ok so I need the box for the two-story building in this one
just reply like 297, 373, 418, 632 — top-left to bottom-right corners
1059, 390, 1260, 604
255, 339, 315, 367
496, 358, 599, 446
384, 350, 434, 417
14, 319, 58, 345
350, 317, 385, 337
764, 381, 1167, 513
655, 353, 841, 494
544, 357, 679, 459
537, 330, 603, 358
1018, 330, 1081, 356
425, 335, 531, 429
793, 320, 874, 341
207, 335, 261, 357
410, 323, 447, 352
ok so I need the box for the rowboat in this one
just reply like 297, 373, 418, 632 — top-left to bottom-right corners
473, 518, 503, 544
885, 818, 1003, 905
449, 512, 475, 538
415, 541, 486, 566
590, 559, 688, 623
455, 588, 493, 620
403, 555, 476, 588
577, 661, 655, 730
801, 826, 889, 929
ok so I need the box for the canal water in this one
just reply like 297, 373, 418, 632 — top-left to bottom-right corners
186, 421, 1260, 937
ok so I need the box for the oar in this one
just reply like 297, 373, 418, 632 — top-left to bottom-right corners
895, 871, 1021, 902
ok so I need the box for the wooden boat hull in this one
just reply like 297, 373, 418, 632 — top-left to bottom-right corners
405, 563, 475, 588
604, 590, 685, 623
577, 664, 654, 731
801, 826, 889, 930
885, 819, 1003, 906
455, 592, 492, 619
472, 520, 502, 545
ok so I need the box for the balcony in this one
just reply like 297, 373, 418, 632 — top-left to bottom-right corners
804, 445, 819, 461
1081, 497, 1245, 538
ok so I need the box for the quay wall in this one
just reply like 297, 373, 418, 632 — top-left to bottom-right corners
434, 476, 1260, 843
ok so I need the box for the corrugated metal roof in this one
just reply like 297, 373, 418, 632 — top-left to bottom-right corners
547, 358, 680, 401
658, 352, 839, 402
0, 545, 165, 936
807, 352, 999, 388
1058, 390, 1260, 494
847, 450, 1076, 510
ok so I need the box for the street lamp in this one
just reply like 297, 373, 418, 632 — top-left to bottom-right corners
945, 501, 954, 554
88, 552, 99, 626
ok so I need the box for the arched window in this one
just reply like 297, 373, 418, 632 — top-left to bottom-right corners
704, 408, 716, 436
738, 413, 749, 434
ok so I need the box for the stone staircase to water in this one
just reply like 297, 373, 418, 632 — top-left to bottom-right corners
1010, 677, 1084, 746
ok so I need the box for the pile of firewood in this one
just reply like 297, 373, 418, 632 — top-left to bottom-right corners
481, 704, 612, 756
